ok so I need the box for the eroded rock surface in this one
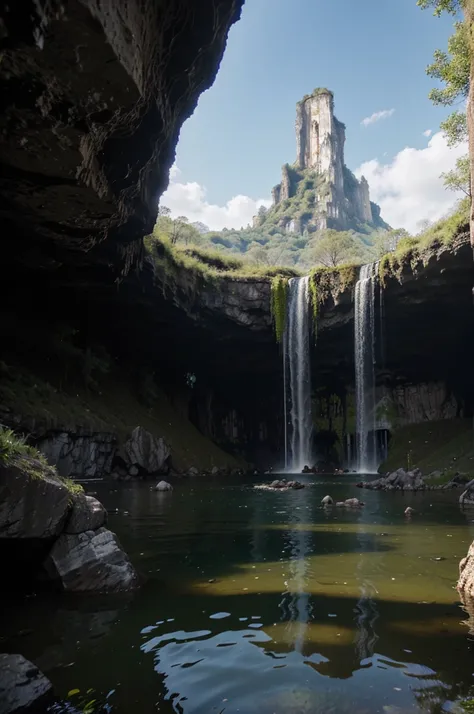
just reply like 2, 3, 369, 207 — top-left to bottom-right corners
0, 0, 245, 277
124, 426, 170, 474
0, 465, 69, 538
37, 431, 116, 479
357, 468, 425, 492
458, 540, 474, 596
64, 494, 107, 534
44, 527, 138, 593
0, 654, 53, 714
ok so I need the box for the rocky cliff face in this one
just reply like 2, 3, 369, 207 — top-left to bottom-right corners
0, 0, 287, 469
0, 0, 244, 280
261, 89, 389, 233
312, 237, 474, 465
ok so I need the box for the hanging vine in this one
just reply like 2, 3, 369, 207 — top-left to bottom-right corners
308, 274, 319, 335
270, 276, 289, 343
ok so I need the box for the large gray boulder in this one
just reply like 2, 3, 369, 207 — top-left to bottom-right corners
0, 654, 53, 714
44, 527, 138, 592
0, 465, 69, 538
123, 426, 170, 474
64, 494, 107, 534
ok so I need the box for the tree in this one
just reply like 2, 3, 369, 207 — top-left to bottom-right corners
308, 230, 357, 268
417, 0, 463, 15
420, 5, 470, 146
441, 154, 472, 195
153, 213, 201, 246
373, 229, 411, 257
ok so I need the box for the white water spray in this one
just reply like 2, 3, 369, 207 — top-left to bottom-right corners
354, 262, 379, 473
283, 276, 312, 470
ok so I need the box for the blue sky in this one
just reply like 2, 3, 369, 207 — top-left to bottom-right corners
162, 0, 465, 232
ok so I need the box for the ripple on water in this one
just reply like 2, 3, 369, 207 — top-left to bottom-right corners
2, 480, 474, 714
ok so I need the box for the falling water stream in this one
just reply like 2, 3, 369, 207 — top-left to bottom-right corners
284, 276, 312, 470
354, 262, 379, 473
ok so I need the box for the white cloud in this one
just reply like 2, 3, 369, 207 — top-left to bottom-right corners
361, 108, 395, 127
160, 166, 271, 230
423, 129, 433, 137
355, 132, 467, 232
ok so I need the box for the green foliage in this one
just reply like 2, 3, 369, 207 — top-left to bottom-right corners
270, 276, 289, 343
441, 109, 468, 146
307, 229, 360, 267
0, 427, 41, 465
145, 232, 299, 283
417, 0, 464, 14
308, 275, 319, 330
421, 3, 470, 146
308, 263, 359, 329
441, 154, 471, 195
0, 426, 84, 493
155, 208, 202, 246
427, 21, 470, 106
378, 197, 469, 283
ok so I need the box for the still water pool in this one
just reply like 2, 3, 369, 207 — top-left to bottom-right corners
2, 474, 474, 714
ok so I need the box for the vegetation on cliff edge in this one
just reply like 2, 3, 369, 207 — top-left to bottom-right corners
0, 426, 83, 493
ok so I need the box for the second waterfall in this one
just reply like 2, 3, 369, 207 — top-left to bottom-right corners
354, 262, 379, 473
284, 276, 313, 471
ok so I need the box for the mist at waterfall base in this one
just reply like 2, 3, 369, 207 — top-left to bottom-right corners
283, 276, 313, 472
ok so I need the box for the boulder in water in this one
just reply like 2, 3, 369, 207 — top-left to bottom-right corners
64, 494, 107, 534
321, 495, 333, 506
154, 480, 173, 492
44, 527, 139, 592
342, 498, 364, 508
0, 654, 53, 713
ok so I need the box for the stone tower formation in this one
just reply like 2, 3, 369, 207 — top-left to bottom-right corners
257, 89, 386, 234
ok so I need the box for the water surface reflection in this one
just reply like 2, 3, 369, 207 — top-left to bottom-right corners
1, 476, 474, 713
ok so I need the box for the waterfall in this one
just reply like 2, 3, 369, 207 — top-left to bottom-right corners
354, 262, 379, 473
283, 276, 312, 471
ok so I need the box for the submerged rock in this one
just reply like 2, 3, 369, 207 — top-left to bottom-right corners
341, 498, 364, 508
44, 527, 139, 593
154, 480, 173, 491
255, 479, 305, 491
0, 654, 53, 714
64, 494, 107, 534
188, 467, 199, 476
124, 426, 170, 475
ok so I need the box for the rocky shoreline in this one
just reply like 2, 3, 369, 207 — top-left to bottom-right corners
356, 467, 471, 494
